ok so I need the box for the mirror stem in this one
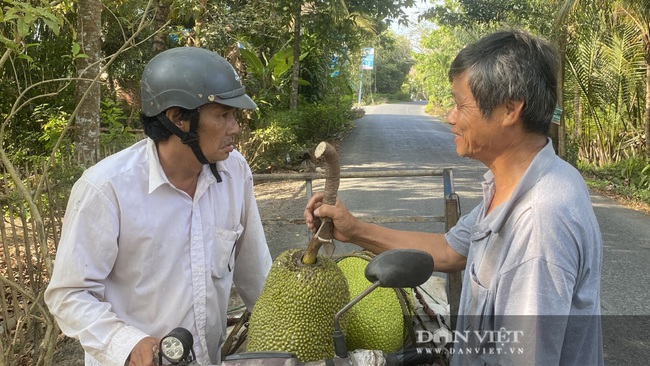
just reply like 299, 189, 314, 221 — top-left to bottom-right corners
333, 281, 381, 358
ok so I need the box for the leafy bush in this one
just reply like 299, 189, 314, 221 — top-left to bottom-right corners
37, 105, 71, 152
271, 97, 354, 144
100, 99, 141, 149
579, 157, 650, 206
241, 96, 356, 172
242, 123, 297, 172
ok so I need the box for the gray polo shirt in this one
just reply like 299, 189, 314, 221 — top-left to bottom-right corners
445, 140, 603, 366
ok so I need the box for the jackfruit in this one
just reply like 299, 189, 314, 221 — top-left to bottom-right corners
336, 254, 412, 353
247, 141, 348, 361
246, 248, 350, 362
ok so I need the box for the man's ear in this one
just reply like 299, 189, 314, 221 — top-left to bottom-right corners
502, 99, 525, 127
164, 108, 187, 130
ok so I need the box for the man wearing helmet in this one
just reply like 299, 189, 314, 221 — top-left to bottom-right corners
45, 47, 272, 366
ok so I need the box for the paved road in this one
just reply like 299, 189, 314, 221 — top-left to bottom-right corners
327, 102, 484, 255
265, 101, 649, 365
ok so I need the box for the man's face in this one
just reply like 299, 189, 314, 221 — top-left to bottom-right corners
446, 73, 506, 162
196, 103, 240, 162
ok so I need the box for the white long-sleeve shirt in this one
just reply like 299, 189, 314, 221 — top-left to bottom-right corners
45, 138, 272, 365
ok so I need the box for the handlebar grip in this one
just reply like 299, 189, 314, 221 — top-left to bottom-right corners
385, 348, 436, 366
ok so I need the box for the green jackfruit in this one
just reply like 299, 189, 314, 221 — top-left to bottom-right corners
246, 248, 350, 362
336, 255, 411, 353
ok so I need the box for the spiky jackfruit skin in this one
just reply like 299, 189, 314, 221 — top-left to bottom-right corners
246, 248, 350, 362
336, 256, 408, 353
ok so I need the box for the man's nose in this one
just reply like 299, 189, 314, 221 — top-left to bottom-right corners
229, 115, 240, 134
446, 107, 457, 125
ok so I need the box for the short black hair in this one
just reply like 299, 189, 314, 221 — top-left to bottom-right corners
140, 108, 200, 142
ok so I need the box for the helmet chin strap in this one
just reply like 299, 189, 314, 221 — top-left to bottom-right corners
157, 113, 222, 183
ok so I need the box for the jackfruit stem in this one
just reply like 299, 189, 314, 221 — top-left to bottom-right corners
302, 235, 323, 265
302, 141, 340, 265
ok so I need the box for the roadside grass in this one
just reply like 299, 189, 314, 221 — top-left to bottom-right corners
579, 159, 650, 215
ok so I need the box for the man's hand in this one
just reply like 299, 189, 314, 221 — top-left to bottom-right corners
304, 191, 358, 243
126, 337, 161, 366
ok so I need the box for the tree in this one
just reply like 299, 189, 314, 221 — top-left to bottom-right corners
374, 31, 414, 94
290, 0, 303, 110
561, 0, 647, 164
152, 0, 172, 54
410, 26, 470, 114
1, 3, 70, 364
74, 0, 102, 164
617, 0, 650, 158
0, 1, 156, 363
424, 0, 554, 32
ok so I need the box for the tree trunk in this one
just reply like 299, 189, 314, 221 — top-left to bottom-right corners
289, 1, 302, 110
74, 0, 102, 165
152, 0, 170, 55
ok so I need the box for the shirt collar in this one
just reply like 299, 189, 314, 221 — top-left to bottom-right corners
147, 139, 168, 194
146, 138, 232, 194
485, 138, 556, 233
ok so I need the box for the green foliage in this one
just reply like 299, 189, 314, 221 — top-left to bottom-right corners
423, 0, 555, 34
244, 123, 298, 172
619, 157, 650, 190
1, 1, 77, 170
410, 26, 468, 116
273, 97, 355, 145
241, 96, 357, 172
100, 99, 140, 149
36, 104, 71, 152
298, 33, 349, 104
580, 157, 650, 206
373, 32, 414, 94
239, 42, 309, 108
1, 0, 65, 43
563, 1, 646, 165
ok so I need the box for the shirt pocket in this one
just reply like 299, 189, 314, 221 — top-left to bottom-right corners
466, 262, 492, 332
211, 224, 243, 279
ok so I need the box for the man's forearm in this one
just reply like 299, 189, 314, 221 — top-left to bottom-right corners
349, 221, 466, 272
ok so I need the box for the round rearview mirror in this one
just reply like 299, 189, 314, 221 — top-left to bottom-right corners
364, 249, 434, 288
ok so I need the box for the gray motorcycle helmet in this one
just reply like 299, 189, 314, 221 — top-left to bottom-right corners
141, 47, 256, 116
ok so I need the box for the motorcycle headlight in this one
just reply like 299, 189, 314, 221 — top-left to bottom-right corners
160, 327, 193, 363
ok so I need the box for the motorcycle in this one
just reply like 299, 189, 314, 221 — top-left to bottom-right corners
158, 249, 448, 366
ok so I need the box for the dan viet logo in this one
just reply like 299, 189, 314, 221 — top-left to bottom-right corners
417, 327, 526, 355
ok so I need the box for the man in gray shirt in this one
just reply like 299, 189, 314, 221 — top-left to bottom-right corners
305, 29, 603, 365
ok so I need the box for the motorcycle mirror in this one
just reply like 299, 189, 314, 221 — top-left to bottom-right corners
365, 249, 434, 288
